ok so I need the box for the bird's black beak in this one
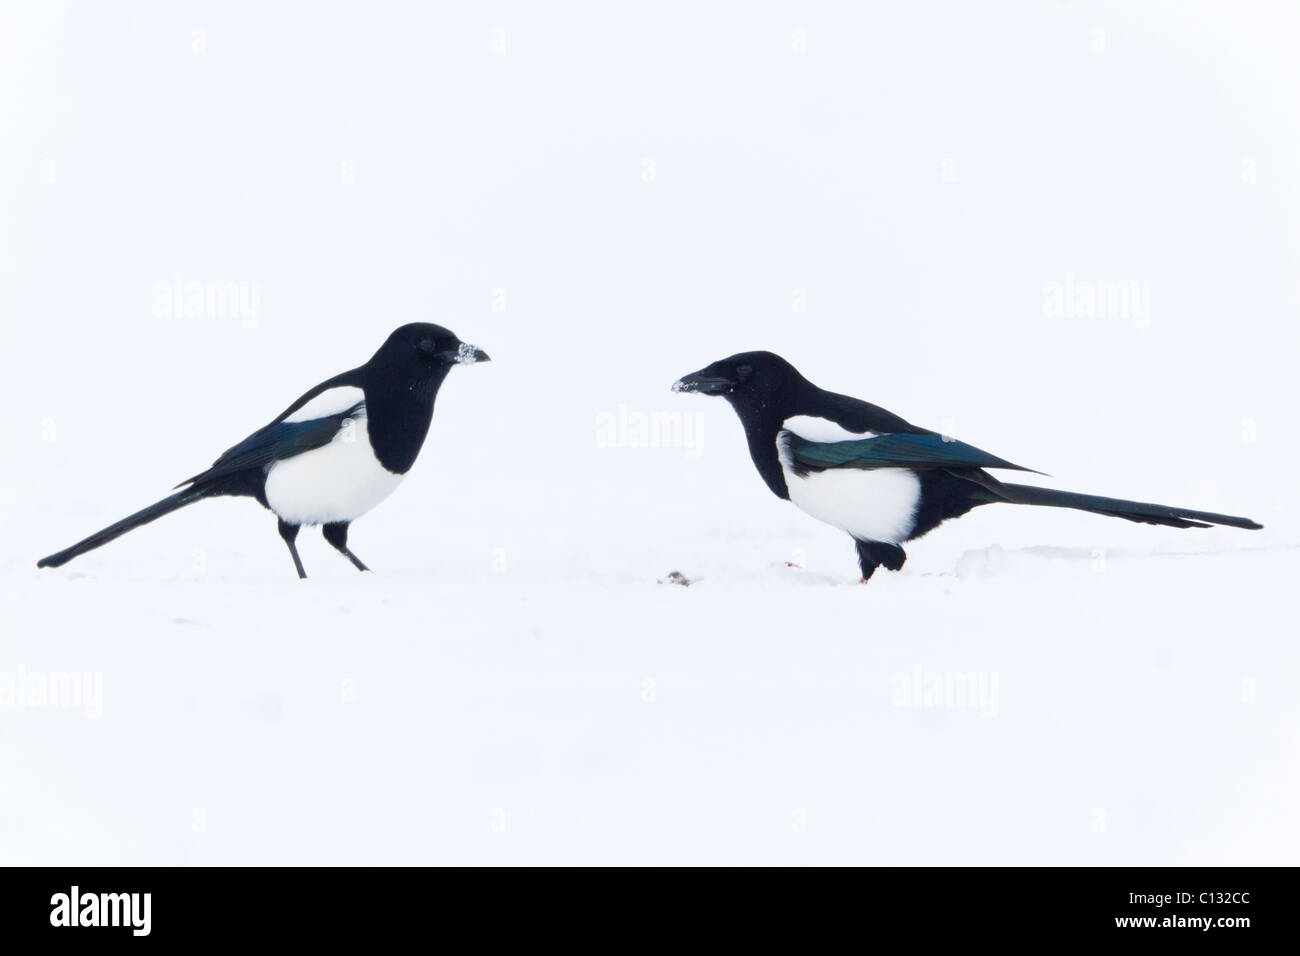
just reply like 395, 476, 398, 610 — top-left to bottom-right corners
672, 368, 734, 395
444, 343, 490, 365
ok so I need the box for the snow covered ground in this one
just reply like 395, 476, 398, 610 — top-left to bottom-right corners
2, 2, 1298, 865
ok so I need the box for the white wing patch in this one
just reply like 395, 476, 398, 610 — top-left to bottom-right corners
283, 385, 367, 423
264, 409, 403, 526
777, 425, 920, 545
781, 414, 877, 443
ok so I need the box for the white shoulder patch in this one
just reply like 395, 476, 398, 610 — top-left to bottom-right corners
781, 414, 877, 443
284, 386, 366, 423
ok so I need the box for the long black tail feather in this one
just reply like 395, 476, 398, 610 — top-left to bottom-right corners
37, 487, 213, 568
991, 481, 1263, 530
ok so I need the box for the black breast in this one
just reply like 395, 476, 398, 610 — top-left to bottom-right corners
362, 376, 444, 474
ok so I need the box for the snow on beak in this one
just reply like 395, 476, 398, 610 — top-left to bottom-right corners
454, 343, 491, 365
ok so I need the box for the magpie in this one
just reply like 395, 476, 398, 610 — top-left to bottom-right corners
37, 324, 489, 578
673, 351, 1262, 583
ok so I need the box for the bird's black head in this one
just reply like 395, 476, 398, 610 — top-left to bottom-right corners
673, 350, 814, 500
357, 323, 490, 474
368, 323, 490, 382
672, 350, 807, 416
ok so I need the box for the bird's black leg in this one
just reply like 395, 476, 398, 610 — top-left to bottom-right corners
323, 522, 370, 572
278, 519, 307, 579
854, 538, 906, 584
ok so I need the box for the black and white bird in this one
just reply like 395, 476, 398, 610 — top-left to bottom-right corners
38, 324, 489, 578
673, 351, 1261, 583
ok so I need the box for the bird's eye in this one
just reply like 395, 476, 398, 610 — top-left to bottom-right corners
737, 364, 753, 379
417, 338, 437, 354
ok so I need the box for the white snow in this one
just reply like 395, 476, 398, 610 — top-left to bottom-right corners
2, 2, 1298, 865
455, 342, 486, 365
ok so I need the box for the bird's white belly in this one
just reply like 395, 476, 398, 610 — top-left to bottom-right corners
778, 433, 921, 544
264, 416, 402, 526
